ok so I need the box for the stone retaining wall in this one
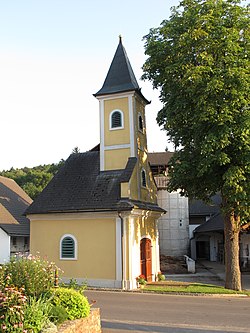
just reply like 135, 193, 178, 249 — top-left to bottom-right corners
58, 308, 101, 333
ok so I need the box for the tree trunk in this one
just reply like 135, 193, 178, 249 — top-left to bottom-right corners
224, 209, 242, 291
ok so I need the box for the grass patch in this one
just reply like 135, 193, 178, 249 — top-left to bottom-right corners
144, 282, 248, 295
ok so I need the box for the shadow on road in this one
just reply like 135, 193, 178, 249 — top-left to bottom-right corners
102, 320, 242, 333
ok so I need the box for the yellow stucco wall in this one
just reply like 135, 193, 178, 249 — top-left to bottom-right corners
121, 182, 129, 198
126, 161, 157, 204
135, 97, 148, 152
129, 165, 139, 201
104, 98, 130, 146
130, 215, 157, 244
30, 217, 116, 280
104, 148, 131, 170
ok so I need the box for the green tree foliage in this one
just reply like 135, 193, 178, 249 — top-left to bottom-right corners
142, 0, 249, 290
0, 160, 64, 199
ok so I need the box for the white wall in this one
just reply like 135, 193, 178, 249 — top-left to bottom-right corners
209, 234, 223, 262
157, 190, 189, 257
0, 228, 10, 264
240, 233, 250, 268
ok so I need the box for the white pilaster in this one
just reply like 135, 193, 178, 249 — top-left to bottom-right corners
99, 99, 105, 171
129, 94, 135, 157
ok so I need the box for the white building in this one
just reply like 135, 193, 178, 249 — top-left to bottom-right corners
148, 152, 189, 257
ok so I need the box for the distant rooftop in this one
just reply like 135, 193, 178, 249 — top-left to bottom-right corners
148, 152, 174, 176
0, 176, 32, 236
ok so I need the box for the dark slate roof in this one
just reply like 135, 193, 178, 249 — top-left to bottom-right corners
194, 213, 224, 233
94, 38, 149, 104
26, 151, 164, 215
189, 194, 221, 217
0, 176, 32, 236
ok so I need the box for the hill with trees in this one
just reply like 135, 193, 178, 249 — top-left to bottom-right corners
0, 160, 65, 199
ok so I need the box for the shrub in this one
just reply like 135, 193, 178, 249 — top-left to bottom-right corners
49, 304, 68, 324
23, 296, 51, 333
3, 254, 59, 297
0, 286, 27, 333
50, 287, 90, 320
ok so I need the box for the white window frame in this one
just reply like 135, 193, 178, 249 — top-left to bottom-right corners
60, 234, 77, 260
109, 109, 124, 130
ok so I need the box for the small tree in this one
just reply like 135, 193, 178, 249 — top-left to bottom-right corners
142, 0, 250, 290
72, 146, 80, 154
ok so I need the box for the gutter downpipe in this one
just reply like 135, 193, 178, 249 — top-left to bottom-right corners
118, 212, 125, 290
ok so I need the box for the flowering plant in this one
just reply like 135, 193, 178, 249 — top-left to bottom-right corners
157, 271, 165, 281
0, 286, 27, 332
136, 274, 146, 285
2, 254, 60, 297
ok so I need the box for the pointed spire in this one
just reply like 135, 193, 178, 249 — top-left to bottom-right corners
94, 37, 149, 104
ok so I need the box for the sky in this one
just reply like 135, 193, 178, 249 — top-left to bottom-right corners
0, 0, 180, 171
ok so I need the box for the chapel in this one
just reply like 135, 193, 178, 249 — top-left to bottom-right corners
26, 38, 164, 289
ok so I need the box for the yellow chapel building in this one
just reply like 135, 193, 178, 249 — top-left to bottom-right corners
26, 38, 165, 290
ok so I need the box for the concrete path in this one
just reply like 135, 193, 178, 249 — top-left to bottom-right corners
165, 260, 250, 290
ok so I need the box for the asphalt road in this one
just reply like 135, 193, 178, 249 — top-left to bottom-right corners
85, 290, 250, 333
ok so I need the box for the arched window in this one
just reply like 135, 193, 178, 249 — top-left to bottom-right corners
60, 234, 77, 260
141, 169, 147, 188
110, 110, 123, 129
138, 113, 144, 132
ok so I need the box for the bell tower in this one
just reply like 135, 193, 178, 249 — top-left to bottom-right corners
94, 37, 150, 172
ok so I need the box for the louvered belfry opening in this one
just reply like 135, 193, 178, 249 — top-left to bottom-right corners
111, 111, 122, 128
61, 236, 75, 258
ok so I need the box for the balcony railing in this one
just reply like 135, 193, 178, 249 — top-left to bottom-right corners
154, 176, 168, 189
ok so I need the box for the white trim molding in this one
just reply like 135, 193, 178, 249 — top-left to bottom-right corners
129, 95, 135, 157
109, 109, 124, 130
104, 144, 130, 151
100, 99, 105, 171
60, 234, 78, 260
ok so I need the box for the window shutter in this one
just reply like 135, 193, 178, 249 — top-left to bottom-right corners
61, 237, 75, 258
141, 169, 147, 187
111, 111, 122, 128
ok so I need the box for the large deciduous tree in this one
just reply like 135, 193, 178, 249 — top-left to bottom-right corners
142, 0, 249, 290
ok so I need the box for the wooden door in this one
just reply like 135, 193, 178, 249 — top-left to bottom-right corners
140, 238, 152, 282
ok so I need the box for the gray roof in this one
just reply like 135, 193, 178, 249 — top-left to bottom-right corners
0, 176, 32, 236
189, 194, 221, 217
94, 38, 149, 104
194, 213, 224, 233
26, 151, 164, 215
